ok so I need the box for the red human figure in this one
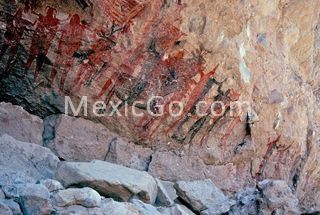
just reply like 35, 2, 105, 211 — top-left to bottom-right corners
73, 37, 113, 91
0, 8, 32, 72
25, 7, 59, 82
49, 14, 85, 90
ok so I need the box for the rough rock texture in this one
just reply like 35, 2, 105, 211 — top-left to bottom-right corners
104, 138, 154, 171
0, 199, 21, 215
100, 198, 140, 215
0, 102, 43, 145
0, 134, 59, 185
39, 179, 64, 192
43, 114, 117, 161
155, 179, 177, 207
55, 160, 158, 203
53, 187, 101, 208
258, 179, 300, 214
174, 179, 235, 215
17, 183, 52, 215
159, 204, 196, 215
0, 0, 320, 213
130, 199, 162, 215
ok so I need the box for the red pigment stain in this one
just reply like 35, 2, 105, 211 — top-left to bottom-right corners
255, 135, 281, 181
49, 14, 85, 90
165, 64, 219, 135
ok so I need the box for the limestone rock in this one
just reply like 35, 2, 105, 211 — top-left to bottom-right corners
55, 160, 158, 203
0, 102, 43, 145
155, 179, 177, 207
18, 183, 52, 215
39, 179, 64, 192
44, 114, 116, 161
53, 187, 101, 208
174, 179, 235, 215
105, 138, 153, 171
0, 134, 59, 185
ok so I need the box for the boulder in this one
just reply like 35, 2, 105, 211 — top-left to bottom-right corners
101, 198, 140, 215
258, 179, 300, 214
0, 188, 5, 199
53, 205, 102, 215
43, 114, 117, 161
155, 179, 177, 206
159, 204, 196, 215
174, 179, 235, 215
0, 135, 60, 185
0, 201, 12, 215
18, 183, 52, 215
39, 179, 64, 192
130, 199, 161, 215
0, 102, 43, 145
228, 188, 260, 215
53, 187, 101, 208
56, 160, 158, 203
0, 199, 22, 215
105, 138, 153, 171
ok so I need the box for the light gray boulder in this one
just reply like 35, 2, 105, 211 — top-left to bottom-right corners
105, 138, 153, 171
174, 179, 235, 215
17, 183, 52, 215
44, 114, 117, 161
0, 199, 22, 215
155, 179, 177, 206
159, 204, 196, 215
0, 102, 43, 145
56, 160, 158, 203
100, 198, 140, 215
39, 179, 64, 192
0, 135, 59, 185
53, 187, 101, 208
130, 199, 161, 215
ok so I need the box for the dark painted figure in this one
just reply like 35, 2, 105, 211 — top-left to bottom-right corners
24, 0, 37, 12
25, 7, 59, 82
49, 14, 85, 90
0, 8, 32, 72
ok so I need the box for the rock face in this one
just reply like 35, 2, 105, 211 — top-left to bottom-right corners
43, 114, 117, 161
0, 102, 43, 145
55, 160, 158, 203
174, 179, 235, 215
0, 0, 320, 212
0, 134, 59, 185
